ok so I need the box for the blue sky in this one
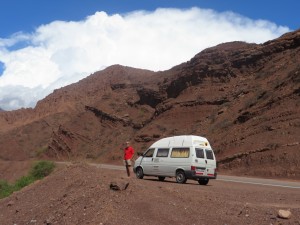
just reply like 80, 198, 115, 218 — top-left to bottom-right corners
0, 0, 298, 37
0, 0, 298, 110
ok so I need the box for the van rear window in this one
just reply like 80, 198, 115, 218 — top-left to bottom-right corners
156, 148, 169, 157
171, 148, 190, 158
196, 148, 204, 158
205, 149, 214, 160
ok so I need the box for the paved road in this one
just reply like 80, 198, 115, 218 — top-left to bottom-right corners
217, 174, 300, 189
84, 163, 300, 189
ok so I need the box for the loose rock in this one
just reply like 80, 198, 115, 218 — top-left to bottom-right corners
109, 181, 129, 191
277, 209, 292, 219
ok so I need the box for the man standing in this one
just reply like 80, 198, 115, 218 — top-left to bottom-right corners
123, 141, 134, 177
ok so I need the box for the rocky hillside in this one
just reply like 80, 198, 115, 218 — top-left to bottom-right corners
0, 30, 299, 179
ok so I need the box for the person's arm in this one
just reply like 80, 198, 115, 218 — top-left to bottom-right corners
131, 147, 135, 159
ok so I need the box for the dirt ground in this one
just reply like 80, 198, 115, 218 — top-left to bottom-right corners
0, 162, 299, 225
0, 160, 34, 183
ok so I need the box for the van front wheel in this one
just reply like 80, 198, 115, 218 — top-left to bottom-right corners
136, 167, 144, 179
176, 171, 187, 184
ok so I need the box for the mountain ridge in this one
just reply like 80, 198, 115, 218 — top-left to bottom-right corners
0, 29, 299, 179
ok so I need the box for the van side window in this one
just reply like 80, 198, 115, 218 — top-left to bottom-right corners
144, 148, 155, 157
205, 149, 214, 160
195, 148, 204, 158
156, 148, 169, 157
171, 148, 190, 158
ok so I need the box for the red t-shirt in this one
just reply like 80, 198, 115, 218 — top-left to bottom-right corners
124, 146, 134, 160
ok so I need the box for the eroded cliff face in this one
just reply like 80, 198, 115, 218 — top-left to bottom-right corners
0, 30, 299, 179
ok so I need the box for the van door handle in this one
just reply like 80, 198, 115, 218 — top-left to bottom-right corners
205, 160, 207, 164
152, 158, 153, 161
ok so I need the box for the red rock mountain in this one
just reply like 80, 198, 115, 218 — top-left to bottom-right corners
0, 30, 299, 179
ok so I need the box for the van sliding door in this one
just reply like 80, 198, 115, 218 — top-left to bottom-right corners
154, 148, 170, 176
141, 148, 156, 175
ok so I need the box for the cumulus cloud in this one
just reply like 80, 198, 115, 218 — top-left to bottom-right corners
0, 7, 290, 110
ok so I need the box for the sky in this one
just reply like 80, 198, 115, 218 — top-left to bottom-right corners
0, 0, 299, 111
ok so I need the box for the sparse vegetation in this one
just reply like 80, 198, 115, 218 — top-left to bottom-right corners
30, 160, 55, 179
14, 175, 35, 190
34, 146, 48, 157
0, 161, 55, 199
0, 180, 12, 199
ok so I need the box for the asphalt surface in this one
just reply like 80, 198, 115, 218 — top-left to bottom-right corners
87, 162, 300, 189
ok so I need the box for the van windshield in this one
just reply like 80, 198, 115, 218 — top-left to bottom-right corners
144, 148, 155, 157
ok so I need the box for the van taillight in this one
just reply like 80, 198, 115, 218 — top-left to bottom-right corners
191, 166, 196, 171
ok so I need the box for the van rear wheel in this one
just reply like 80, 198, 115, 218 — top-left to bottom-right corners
136, 167, 144, 179
198, 178, 209, 185
176, 170, 187, 184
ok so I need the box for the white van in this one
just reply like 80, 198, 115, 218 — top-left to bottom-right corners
133, 135, 217, 185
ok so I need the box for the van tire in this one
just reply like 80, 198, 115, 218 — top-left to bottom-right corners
198, 178, 209, 185
158, 176, 165, 181
176, 170, 187, 184
136, 167, 144, 179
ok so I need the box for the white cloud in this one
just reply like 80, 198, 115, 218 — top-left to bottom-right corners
0, 7, 290, 110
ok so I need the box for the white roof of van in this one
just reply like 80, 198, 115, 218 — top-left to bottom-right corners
150, 135, 211, 148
